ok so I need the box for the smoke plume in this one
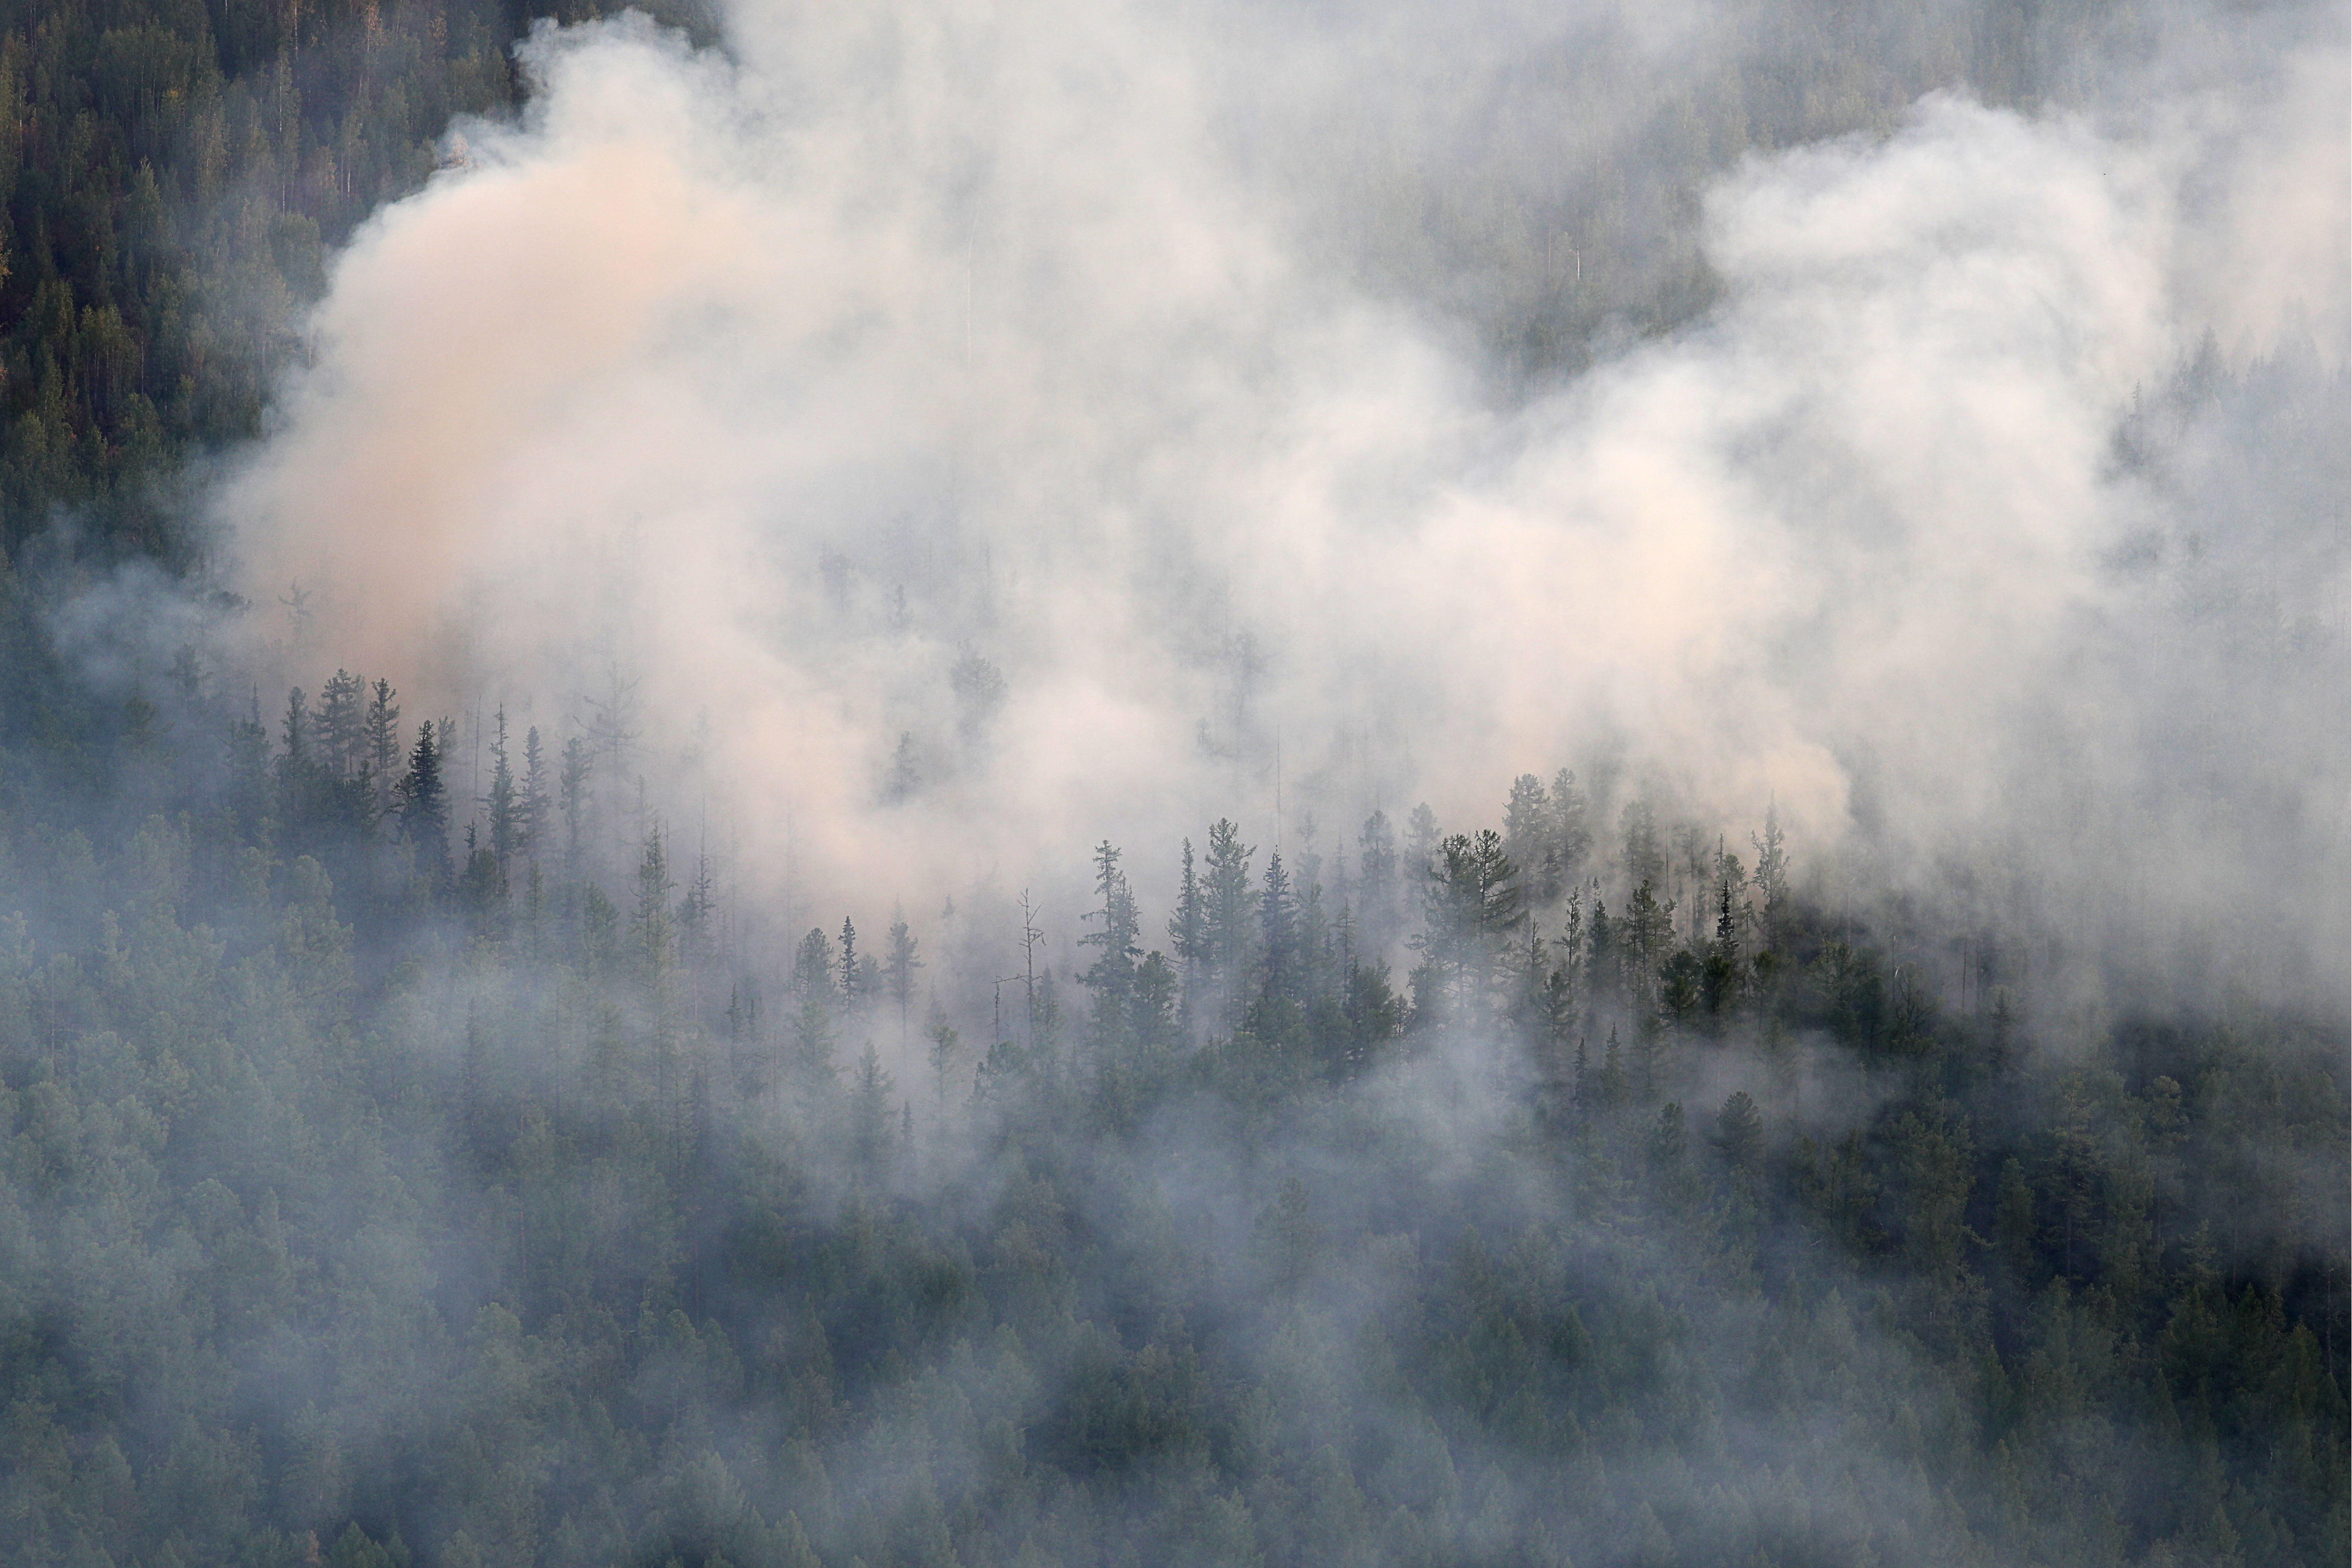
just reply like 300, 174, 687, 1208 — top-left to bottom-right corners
213, 0, 2347, 994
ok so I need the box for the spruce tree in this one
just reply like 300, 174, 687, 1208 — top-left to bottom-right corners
1258, 850, 1297, 1002
884, 908, 922, 1043
1357, 809, 1397, 947
394, 719, 449, 886
1080, 842, 1141, 1019
1203, 819, 1255, 1020
365, 678, 402, 815
485, 707, 519, 872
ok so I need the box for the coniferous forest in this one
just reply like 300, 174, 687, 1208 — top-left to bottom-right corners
0, 0, 2344, 1565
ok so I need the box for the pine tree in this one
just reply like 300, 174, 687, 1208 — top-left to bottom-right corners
884, 731, 921, 803
1168, 837, 1206, 971
1584, 886, 1614, 1009
520, 726, 549, 864
790, 927, 838, 1093
1548, 767, 1592, 890
394, 718, 449, 886
1703, 844, 1747, 1023
1203, 819, 1255, 1018
1594, 1025, 1628, 1107
1404, 803, 1439, 886
950, 648, 1008, 741
1553, 883, 1586, 1016
925, 1005, 960, 1110
278, 685, 314, 823
1623, 877, 1674, 1012
485, 706, 519, 872
1417, 829, 1522, 1024
1620, 796, 1665, 893
838, 916, 860, 1004
851, 1043, 895, 1176
634, 823, 674, 978
365, 678, 401, 816
558, 736, 592, 874
1080, 842, 1141, 1013
1717, 1091, 1763, 1179
1503, 773, 1550, 897
884, 908, 922, 1043
316, 669, 365, 779
1258, 850, 1297, 1002
1751, 800, 1788, 956
679, 841, 717, 970
1357, 810, 1397, 942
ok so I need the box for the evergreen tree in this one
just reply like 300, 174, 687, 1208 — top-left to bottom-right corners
485, 706, 519, 872
838, 916, 861, 1004
1702, 844, 1747, 1024
1584, 886, 1615, 1010
1621, 796, 1666, 893
1357, 809, 1397, 944
278, 685, 314, 822
1751, 801, 1789, 957
1623, 877, 1674, 1012
790, 927, 838, 1093
1080, 842, 1141, 1016
394, 718, 449, 886
1203, 818, 1255, 1018
559, 736, 592, 873
1417, 829, 1522, 1024
1549, 767, 1592, 891
634, 823, 674, 978
925, 1005, 960, 1110
1404, 803, 1440, 887
1503, 773, 1550, 897
1168, 836, 1206, 972
851, 1043, 896, 1176
884, 908, 922, 1043
317, 669, 365, 778
366, 678, 402, 815
520, 726, 550, 865
1258, 849, 1297, 1002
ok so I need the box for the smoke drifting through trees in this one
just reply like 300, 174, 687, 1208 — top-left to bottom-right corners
0, 689, 2341, 1564
0, 0, 2340, 1564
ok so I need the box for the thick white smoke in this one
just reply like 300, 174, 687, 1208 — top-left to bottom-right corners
213, 0, 2346, 995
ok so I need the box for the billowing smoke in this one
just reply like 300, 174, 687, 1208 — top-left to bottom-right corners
212, 0, 2346, 996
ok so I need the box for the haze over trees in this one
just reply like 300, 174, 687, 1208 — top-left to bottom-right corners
0, 0, 2342, 1565
0, 646, 2338, 1566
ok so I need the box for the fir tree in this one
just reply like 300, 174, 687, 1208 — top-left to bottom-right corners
1080, 842, 1141, 1014
634, 823, 674, 977
558, 736, 592, 873
394, 718, 449, 886
485, 706, 519, 872
884, 908, 922, 1043
366, 678, 402, 815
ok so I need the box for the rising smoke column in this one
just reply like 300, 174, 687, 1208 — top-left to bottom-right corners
212, 0, 2347, 998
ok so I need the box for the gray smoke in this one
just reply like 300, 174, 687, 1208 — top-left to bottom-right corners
204, 0, 2345, 997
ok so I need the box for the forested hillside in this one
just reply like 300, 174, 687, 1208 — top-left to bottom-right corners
0, 652, 2340, 1567
0, 0, 2343, 1564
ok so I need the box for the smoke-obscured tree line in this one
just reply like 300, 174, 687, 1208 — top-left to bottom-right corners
0, 0, 2339, 1563
0, 646, 2339, 1568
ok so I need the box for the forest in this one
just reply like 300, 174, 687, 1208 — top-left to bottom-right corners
0, 0, 2344, 1563
0, 645, 2341, 1568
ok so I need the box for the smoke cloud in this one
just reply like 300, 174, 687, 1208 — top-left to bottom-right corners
212, 0, 2346, 995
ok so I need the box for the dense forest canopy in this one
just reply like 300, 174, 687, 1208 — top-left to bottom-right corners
0, 0, 2342, 1565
